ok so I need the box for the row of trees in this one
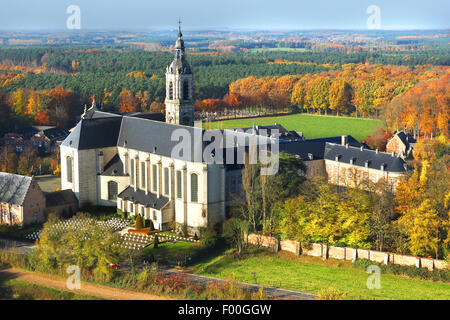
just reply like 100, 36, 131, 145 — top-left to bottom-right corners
0, 86, 81, 129
0, 149, 60, 176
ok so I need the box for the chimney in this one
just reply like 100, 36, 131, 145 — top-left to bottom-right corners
341, 135, 348, 146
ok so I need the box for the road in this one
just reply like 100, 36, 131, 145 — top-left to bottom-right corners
1, 237, 317, 300
0, 266, 172, 300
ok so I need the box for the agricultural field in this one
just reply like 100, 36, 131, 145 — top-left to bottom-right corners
207, 113, 385, 141
193, 249, 450, 300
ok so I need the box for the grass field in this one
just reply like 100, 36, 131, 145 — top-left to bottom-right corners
193, 249, 450, 300
0, 278, 100, 300
208, 113, 385, 141
142, 240, 223, 268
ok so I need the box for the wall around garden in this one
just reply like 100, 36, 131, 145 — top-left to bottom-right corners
246, 233, 448, 271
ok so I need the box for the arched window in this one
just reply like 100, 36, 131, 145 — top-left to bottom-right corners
190, 173, 198, 202
108, 181, 118, 200
66, 156, 73, 183
183, 80, 189, 100
169, 81, 173, 100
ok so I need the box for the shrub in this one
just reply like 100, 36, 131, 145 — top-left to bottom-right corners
117, 209, 127, 219
146, 219, 154, 231
200, 227, 220, 248
153, 235, 159, 249
317, 287, 347, 300
136, 263, 158, 288
135, 216, 144, 229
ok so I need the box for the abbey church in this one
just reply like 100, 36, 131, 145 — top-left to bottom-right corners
60, 25, 410, 234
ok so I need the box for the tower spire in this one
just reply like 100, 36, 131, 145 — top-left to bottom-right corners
178, 17, 182, 38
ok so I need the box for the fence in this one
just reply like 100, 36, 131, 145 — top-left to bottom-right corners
246, 234, 448, 271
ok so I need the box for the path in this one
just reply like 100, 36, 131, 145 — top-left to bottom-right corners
1, 238, 317, 300
0, 267, 173, 300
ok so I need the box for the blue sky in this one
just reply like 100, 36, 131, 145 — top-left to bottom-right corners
0, 0, 448, 30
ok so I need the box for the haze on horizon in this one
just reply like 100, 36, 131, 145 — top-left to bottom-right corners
0, 0, 448, 32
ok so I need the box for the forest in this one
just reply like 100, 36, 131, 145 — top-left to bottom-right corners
0, 46, 448, 138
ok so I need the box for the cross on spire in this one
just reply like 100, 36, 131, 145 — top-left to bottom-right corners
178, 17, 182, 37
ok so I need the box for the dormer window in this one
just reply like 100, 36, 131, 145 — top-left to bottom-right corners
335, 155, 341, 162
350, 157, 356, 165
380, 163, 386, 171
365, 160, 370, 168
308, 153, 313, 160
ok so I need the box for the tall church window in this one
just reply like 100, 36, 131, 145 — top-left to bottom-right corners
183, 80, 189, 100
190, 173, 198, 202
169, 81, 174, 100
152, 164, 158, 192
141, 162, 146, 189
130, 159, 135, 185
108, 181, 118, 201
66, 156, 73, 183
164, 167, 169, 195
176, 170, 182, 199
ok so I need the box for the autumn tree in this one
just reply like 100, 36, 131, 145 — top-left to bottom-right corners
119, 89, 138, 113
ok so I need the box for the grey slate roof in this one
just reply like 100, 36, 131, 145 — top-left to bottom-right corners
45, 189, 78, 207
0, 173, 33, 206
102, 154, 127, 176
117, 116, 206, 162
117, 186, 169, 210
324, 143, 410, 173
396, 132, 416, 150
279, 135, 365, 161
61, 117, 122, 150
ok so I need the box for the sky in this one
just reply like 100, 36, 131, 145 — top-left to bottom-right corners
0, 0, 448, 31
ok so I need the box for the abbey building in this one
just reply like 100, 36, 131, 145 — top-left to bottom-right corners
60, 25, 411, 234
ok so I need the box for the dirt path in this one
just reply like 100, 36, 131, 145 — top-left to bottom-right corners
0, 267, 174, 300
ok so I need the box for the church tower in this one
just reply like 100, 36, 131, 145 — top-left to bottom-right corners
165, 20, 194, 126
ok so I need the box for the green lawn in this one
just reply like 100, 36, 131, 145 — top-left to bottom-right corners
208, 113, 385, 141
0, 278, 101, 300
193, 249, 450, 300
142, 240, 224, 268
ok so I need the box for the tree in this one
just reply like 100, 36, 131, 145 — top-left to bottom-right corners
119, 89, 138, 113
329, 79, 352, 116
363, 128, 392, 151
309, 77, 331, 114
134, 215, 144, 229
223, 218, 250, 254
398, 200, 441, 258
34, 213, 124, 281
369, 181, 397, 251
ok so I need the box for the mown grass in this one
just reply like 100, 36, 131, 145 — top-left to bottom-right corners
208, 113, 385, 141
0, 277, 101, 300
193, 248, 450, 300
142, 240, 225, 268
